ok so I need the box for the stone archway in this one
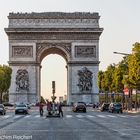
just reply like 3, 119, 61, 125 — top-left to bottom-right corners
37, 43, 70, 103
5, 12, 103, 105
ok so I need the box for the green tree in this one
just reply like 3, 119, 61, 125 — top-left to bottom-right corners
104, 64, 115, 92
40, 96, 46, 104
98, 71, 104, 92
128, 42, 140, 90
0, 65, 12, 103
113, 57, 128, 93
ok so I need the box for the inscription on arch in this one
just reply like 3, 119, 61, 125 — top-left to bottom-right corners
75, 45, 96, 58
12, 46, 33, 57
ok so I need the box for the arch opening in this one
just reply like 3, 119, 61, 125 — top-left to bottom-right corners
40, 47, 68, 104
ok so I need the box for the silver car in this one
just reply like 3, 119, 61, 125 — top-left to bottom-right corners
15, 104, 29, 114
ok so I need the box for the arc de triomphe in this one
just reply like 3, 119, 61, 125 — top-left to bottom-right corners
5, 12, 103, 105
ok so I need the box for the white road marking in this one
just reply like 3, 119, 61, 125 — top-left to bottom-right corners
76, 114, 85, 118
107, 115, 117, 118
3, 115, 10, 119
87, 115, 96, 118
14, 115, 23, 119
35, 115, 40, 118
24, 115, 31, 118
66, 115, 73, 118
97, 115, 107, 118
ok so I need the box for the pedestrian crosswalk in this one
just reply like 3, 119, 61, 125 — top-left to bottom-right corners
0, 113, 139, 120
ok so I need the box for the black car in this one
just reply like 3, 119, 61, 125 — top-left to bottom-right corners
15, 104, 29, 114
100, 103, 110, 112
109, 103, 123, 113
0, 104, 6, 115
72, 102, 86, 113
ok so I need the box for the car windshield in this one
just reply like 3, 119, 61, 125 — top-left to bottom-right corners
77, 103, 85, 106
114, 103, 121, 107
16, 104, 26, 107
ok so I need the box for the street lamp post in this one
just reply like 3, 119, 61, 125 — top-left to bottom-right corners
113, 51, 132, 111
113, 52, 130, 56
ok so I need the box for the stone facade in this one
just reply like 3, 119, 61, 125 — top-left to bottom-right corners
5, 12, 103, 105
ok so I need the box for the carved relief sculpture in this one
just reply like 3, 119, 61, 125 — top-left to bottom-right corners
16, 69, 29, 91
77, 67, 93, 92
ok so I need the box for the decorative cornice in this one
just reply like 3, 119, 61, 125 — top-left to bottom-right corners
8, 12, 100, 19
5, 28, 103, 33
8, 61, 40, 66
68, 61, 100, 65
7, 32, 100, 40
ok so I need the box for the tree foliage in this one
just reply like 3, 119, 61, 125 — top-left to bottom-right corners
0, 65, 12, 103
98, 42, 140, 94
128, 42, 140, 90
98, 71, 104, 92
112, 57, 128, 92
98, 64, 115, 92
40, 96, 46, 104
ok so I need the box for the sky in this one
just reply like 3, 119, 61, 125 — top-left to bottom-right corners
0, 0, 140, 100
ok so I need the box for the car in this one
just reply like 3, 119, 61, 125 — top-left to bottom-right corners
86, 103, 93, 107
72, 102, 86, 113
0, 104, 6, 115
3, 102, 14, 107
109, 102, 123, 113
15, 104, 29, 114
100, 103, 110, 112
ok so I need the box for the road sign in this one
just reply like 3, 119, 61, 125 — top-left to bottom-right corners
123, 87, 129, 95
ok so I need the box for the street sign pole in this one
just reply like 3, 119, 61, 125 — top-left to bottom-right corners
52, 81, 56, 103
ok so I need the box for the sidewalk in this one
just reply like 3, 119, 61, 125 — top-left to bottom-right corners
123, 108, 140, 114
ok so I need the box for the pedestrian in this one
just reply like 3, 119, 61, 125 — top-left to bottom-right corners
39, 102, 44, 116
58, 102, 63, 117
46, 100, 52, 115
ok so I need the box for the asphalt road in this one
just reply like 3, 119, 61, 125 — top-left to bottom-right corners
0, 107, 140, 140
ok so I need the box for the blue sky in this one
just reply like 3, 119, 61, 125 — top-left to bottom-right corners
0, 0, 140, 100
